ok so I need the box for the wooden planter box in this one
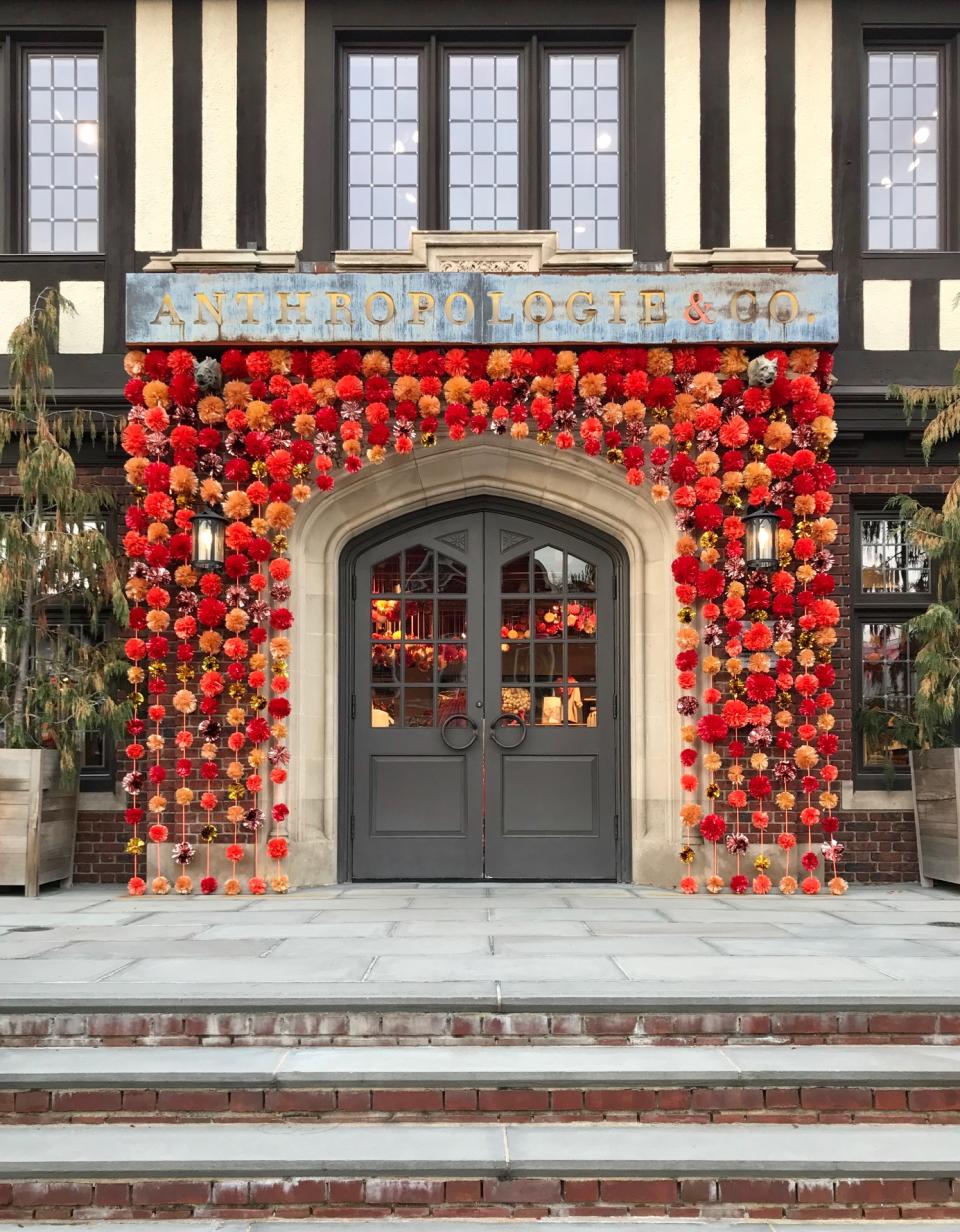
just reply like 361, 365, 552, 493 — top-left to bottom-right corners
910, 747, 960, 886
0, 748, 78, 896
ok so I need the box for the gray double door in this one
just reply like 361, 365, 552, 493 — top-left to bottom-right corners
351, 507, 620, 880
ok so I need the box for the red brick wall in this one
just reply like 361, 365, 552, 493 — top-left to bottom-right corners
74, 809, 128, 884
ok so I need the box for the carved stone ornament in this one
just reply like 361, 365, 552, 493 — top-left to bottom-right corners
333, 230, 634, 274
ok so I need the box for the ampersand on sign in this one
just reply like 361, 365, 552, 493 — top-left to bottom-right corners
683, 291, 716, 326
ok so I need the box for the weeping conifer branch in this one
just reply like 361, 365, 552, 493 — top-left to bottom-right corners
0, 287, 130, 783
868, 356, 960, 763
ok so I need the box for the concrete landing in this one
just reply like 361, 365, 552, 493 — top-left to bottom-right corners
3, 882, 960, 1010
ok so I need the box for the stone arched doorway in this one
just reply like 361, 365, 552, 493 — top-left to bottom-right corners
287, 436, 680, 886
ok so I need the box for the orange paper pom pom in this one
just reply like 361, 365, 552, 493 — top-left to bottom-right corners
224, 877, 241, 896
679, 875, 698, 895
174, 875, 193, 895
779, 875, 798, 895
151, 875, 170, 895
271, 874, 290, 894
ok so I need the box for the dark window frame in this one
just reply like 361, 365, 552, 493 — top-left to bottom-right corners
851, 502, 934, 788
0, 28, 105, 258
862, 28, 960, 254
336, 29, 632, 251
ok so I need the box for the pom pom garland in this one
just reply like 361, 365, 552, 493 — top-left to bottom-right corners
121, 343, 837, 899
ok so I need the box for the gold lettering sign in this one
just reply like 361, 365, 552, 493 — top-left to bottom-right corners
152, 293, 185, 327
608, 291, 626, 325
235, 291, 265, 325
769, 289, 799, 324
523, 291, 554, 324
365, 291, 396, 325
326, 292, 353, 326
444, 292, 474, 325
408, 292, 435, 325
487, 290, 515, 325
565, 291, 596, 325
639, 290, 666, 325
194, 292, 225, 326
276, 291, 313, 325
731, 289, 758, 323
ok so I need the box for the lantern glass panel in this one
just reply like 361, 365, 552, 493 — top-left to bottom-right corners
744, 511, 777, 569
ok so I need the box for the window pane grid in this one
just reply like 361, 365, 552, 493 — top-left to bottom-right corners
866, 50, 940, 251
27, 53, 100, 253
859, 515, 930, 594
860, 621, 918, 769
347, 53, 419, 250
448, 54, 519, 231
548, 53, 620, 250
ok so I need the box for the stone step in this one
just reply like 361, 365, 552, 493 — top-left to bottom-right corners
6, 1044, 960, 1124
21, 1223, 960, 1232
2, 1122, 960, 1219
6, 1043, 960, 1089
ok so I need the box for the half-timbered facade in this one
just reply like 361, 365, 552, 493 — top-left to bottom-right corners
0, 0, 954, 885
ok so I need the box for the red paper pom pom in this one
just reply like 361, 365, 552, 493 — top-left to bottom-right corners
225, 843, 244, 862
730, 874, 749, 895
801, 875, 821, 895
699, 813, 726, 843
148, 823, 169, 843
128, 876, 147, 896
679, 875, 698, 895
200, 876, 218, 895
248, 876, 267, 895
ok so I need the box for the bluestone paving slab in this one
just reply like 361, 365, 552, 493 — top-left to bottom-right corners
0, 959, 130, 983
200, 923, 395, 939
0, 1123, 507, 1177
5, 1122, 960, 1179
0, 1047, 287, 1088
5, 884, 960, 1013
705, 937, 951, 957
492, 936, 733, 955
501, 1122, 960, 1177
365, 956, 628, 981
612, 956, 880, 982
101, 957, 374, 983
269, 936, 494, 957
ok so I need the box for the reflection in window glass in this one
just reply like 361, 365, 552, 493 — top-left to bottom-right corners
448, 55, 519, 230
860, 622, 917, 768
548, 54, 619, 249
347, 53, 419, 249
27, 54, 100, 253
860, 516, 930, 594
867, 50, 940, 250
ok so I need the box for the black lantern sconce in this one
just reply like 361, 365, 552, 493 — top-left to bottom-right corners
192, 503, 227, 571
743, 506, 779, 571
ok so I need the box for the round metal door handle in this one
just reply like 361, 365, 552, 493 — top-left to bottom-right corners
440, 713, 479, 750
490, 713, 528, 749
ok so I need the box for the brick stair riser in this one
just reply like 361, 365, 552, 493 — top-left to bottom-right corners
5, 1085, 960, 1123
2, 1010, 957, 1046
2, 1175, 960, 1221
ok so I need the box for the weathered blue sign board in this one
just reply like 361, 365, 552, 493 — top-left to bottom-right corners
126, 270, 839, 347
